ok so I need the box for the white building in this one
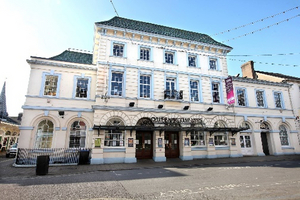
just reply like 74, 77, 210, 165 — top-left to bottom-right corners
18, 17, 299, 165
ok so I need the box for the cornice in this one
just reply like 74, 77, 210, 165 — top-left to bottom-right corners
27, 59, 97, 71
231, 76, 291, 88
96, 24, 232, 53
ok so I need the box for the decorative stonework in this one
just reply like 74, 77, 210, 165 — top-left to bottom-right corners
210, 115, 233, 127
100, 110, 131, 125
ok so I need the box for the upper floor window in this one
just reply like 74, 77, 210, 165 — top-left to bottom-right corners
188, 54, 197, 67
212, 82, 220, 103
279, 125, 289, 146
140, 75, 151, 98
190, 80, 199, 101
140, 47, 150, 61
111, 72, 123, 96
35, 119, 53, 148
256, 90, 265, 107
209, 58, 217, 70
165, 51, 175, 64
75, 78, 88, 98
113, 43, 124, 57
274, 91, 283, 108
237, 88, 247, 106
69, 121, 86, 148
44, 75, 58, 96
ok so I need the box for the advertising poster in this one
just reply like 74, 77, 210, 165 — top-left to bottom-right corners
128, 138, 134, 147
158, 138, 163, 148
184, 138, 189, 146
225, 77, 235, 105
95, 138, 101, 148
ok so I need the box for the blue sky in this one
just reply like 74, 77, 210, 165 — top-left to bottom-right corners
0, 0, 299, 116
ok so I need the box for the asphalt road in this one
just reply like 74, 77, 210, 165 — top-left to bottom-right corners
1, 160, 300, 200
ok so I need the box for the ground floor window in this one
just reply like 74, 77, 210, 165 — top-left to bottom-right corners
104, 118, 125, 147
279, 125, 289, 146
240, 135, 251, 148
35, 119, 53, 148
214, 133, 228, 146
69, 121, 86, 148
191, 131, 205, 146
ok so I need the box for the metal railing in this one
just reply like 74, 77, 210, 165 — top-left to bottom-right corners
15, 148, 91, 166
164, 90, 183, 100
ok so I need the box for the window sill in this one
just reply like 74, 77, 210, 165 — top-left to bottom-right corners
163, 63, 178, 66
215, 146, 229, 150
191, 147, 207, 151
103, 147, 126, 152
281, 146, 294, 150
137, 59, 153, 62
110, 55, 127, 59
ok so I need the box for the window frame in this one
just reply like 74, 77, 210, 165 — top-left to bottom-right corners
110, 71, 124, 97
138, 46, 152, 61
213, 121, 228, 146
211, 81, 222, 103
164, 49, 177, 65
111, 41, 127, 58
69, 120, 87, 148
191, 131, 206, 146
208, 57, 219, 70
273, 91, 284, 109
104, 118, 125, 147
190, 79, 199, 102
187, 53, 199, 68
236, 87, 248, 107
40, 72, 61, 97
255, 89, 267, 108
73, 75, 91, 99
34, 119, 54, 148
139, 74, 151, 99
279, 125, 289, 146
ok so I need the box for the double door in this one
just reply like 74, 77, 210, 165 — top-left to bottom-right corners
136, 131, 153, 159
164, 132, 179, 158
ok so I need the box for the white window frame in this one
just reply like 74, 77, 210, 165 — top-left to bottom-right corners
40, 71, 61, 97
73, 75, 91, 99
190, 80, 199, 102
187, 53, 199, 68
139, 74, 151, 99
35, 119, 54, 148
69, 120, 86, 148
279, 125, 289, 146
255, 89, 267, 108
236, 87, 248, 107
273, 91, 284, 109
139, 46, 152, 61
211, 81, 221, 103
104, 118, 125, 147
191, 131, 206, 146
214, 121, 228, 146
208, 57, 219, 70
110, 72, 124, 97
111, 41, 127, 58
164, 50, 177, 65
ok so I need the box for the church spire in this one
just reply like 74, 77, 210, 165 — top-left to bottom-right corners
0, 81, 8, 118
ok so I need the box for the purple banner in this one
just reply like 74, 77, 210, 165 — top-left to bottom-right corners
225, 77, 235, 105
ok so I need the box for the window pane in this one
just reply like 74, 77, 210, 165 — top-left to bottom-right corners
140, 75, 151, 98
209, 59, 217, 70
140, 48, 150, 60
237, 89, 246, 106
274, 92, 282, 108
111, 73, 123, 96
76, 79, 88, 98
190, 81, 199, 101
35, 120, 54, 148
44, 75, 58, 96
279, 125, 289, 145
69, 121, 86, 148
256, 91, 264, 107
188, 55, 196, 67
113, 44, 124, 57
104, 118, 125, 147
212, 83, 220, 103
165, 52, 174, 64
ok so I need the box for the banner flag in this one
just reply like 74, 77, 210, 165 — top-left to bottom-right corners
225, 77, 235, 105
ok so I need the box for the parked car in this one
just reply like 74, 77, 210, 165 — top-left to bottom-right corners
6, 143, 18, 158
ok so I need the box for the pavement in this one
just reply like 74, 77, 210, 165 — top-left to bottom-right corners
1, 151, 300, 179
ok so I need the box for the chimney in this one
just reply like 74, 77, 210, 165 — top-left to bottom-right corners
241, 61, 257, 79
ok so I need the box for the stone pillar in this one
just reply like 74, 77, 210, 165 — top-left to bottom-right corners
153, 131, 166, 162
229, 134, 242, 157
180, 131, 193, 160
125, 130, 137, 163
90, 130, 104, 164
207, 135, 217, 159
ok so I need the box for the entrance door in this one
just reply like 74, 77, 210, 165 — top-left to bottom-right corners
136, 131, 153, 159
164, 132, 179, 158
240, 135, 253, 155
261, 132, 270, 155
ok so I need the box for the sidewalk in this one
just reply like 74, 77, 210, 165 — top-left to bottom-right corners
1, 152, 299, 179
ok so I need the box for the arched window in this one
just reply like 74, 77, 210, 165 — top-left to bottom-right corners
191, 120, 206, 146
104, 118, 125, 147
279, 125, 289, 146
214, 121, 228, 146
69, 121, 86, 148
35, 119, 54, 148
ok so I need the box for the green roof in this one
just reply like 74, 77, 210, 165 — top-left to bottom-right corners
96, 16, 231, 49
48, 50, 93, 64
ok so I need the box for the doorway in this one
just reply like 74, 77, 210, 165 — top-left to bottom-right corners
136, 131, 153, 159
240, 135, 253, 155
164, 132, 179, 158
260, 132, 270, 155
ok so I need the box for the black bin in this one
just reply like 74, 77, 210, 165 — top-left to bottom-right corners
36, 155, 49, 175
79, 150, 90, 165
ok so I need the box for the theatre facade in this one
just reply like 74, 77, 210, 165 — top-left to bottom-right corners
19, 17, 300, 165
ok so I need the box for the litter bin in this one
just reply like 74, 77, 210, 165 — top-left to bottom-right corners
79, 150, 90, 165
36, 155, 49, 175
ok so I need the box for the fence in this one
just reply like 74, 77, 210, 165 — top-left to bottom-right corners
15, 148, 91, 166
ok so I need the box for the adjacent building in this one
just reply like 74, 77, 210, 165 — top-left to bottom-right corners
18, 17, 299, 165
